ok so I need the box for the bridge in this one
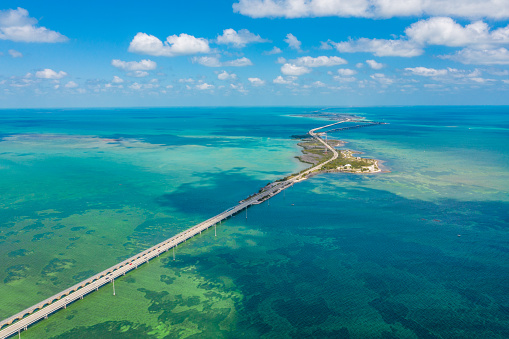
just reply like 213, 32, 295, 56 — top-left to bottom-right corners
325, 121, 387, 133
0, 120, 346, 339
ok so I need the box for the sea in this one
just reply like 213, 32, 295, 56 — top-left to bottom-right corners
0, 106, 508, 338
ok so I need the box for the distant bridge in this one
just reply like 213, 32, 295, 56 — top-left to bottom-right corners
324, 121, 387, 133
0, 119, 348, 339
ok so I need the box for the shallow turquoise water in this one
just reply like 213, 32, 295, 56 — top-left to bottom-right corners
1, 107, 508, 338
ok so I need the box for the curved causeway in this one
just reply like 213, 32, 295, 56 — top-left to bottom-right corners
0, 120, 347, 339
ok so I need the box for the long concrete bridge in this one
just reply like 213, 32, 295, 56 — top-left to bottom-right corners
0, 120, 346, 339
324, 121, 387, 133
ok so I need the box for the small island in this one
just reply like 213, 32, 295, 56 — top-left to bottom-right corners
295, 136, 381, 174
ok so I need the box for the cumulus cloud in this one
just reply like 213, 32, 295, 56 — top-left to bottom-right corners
406, 17, 509, 47
337, 68, 357, 76
35, 69, 67, 79
64, 81, 79, 88
290, 56, 347, 67
248, 77, 266, 86
128, 32, 210, 57
192, 56, 253, 67
328, 18, 509, 60
331, 38, 423, 57
8, 49, 22, 58
224, 57, 253, 66
284, 33, 302, 51
0, 7, 68, 43
265, 46, 283, 55
273, 75, 297, 84
405, 67, 448, 76
217, 70, 237, 80
444, 47, 509, 65
370, 73, 395, 85
281, 63, 312, 75
192, 56, 222, 67
233, 0, 509, 19
216, 28, 268, 47
111, 59, 157, 71
128, 71, 150, 77
320, 41, 334, 50
366, 59, 384, 69
196, 82, 214, 90
112, 76, 124, 84
333, 69, 357, 82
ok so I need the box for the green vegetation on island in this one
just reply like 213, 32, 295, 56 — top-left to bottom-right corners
296, 137, 380, 174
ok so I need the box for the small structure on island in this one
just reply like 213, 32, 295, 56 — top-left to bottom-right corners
362, 164, 375, 172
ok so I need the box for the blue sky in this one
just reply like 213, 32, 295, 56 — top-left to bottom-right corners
1, 0, 509, 107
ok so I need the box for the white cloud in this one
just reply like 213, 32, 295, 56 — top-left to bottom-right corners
230, 83, 248, 93
233, 0, 509, 19
405, 67, 448, 76
193, 56, 253, 67
319, 41, 333, 50
331, 38, 423, 57
265, 46, 283, 55
64, 81, 79, 88
406, 17, 509, 47
129, 83, 142, 90
356, 62, 364, 68
111, 59, 157, 71
337, 68, 357, 76
224, 57, 253, 66
8, 49, 22, 58
276, 57, 287, 64
281, 63, 312, 76
179, 78, 195, 83
128, 32, 210, 57
444, 47, 509, 65
216, 28, 268, 47
128, 71, 150, 77
248, 77, 266, 86
233, 0, 371, 18
196, 83, 214, 90
192, 56, 222, 67
370, 73, 395, 85
284, 33, 302, 51
333, 69, 357, 82
128, 82, 159, 90
290, 56, 347, 67
366, 59, 384, 69
312, 81, 326, 87
112, 76, 124, 84
273, 75, 297, 84
218, 70, 237, 80
0, 7, 68, 43
333, 75, 357, 82
35, 69, 67, 79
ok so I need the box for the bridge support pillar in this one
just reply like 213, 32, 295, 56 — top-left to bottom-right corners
80, 296, 83, 300
173, 247, 175, 261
